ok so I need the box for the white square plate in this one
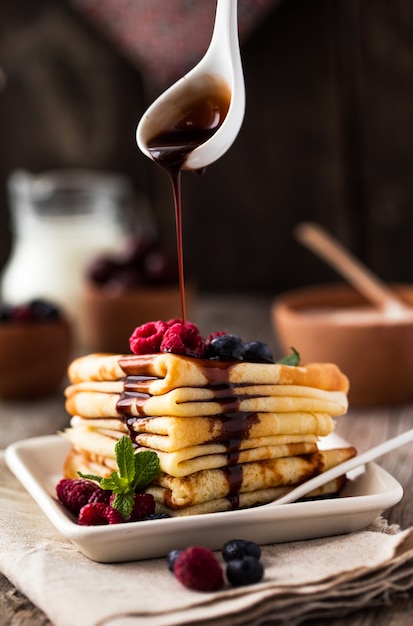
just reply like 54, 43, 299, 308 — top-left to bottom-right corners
5, 433, 403, 563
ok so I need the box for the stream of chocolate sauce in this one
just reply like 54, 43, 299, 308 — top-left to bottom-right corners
116, 78, 245, 508
146, 76, 231, 323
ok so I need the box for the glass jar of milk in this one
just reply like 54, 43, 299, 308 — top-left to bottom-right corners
1, 169, 132, 327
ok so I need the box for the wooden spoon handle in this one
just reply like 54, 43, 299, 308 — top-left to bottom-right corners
295, 222, 407, 315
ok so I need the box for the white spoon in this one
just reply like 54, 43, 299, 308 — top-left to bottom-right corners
295, 222, 412, 319
264, 428, 413, 507
136, 0, 245, 170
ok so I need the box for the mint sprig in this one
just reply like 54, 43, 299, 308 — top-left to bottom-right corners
78, 435, 160, 519
276, 347, 300, 366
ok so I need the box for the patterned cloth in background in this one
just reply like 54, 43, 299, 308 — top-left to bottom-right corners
68, 0, 282, 86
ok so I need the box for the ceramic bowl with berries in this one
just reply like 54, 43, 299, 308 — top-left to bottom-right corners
80, 236, 193, 354
0, 299, 72, 399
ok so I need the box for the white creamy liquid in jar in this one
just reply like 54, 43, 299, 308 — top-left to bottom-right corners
1, 211, 125, 320
0, 170, 130, 333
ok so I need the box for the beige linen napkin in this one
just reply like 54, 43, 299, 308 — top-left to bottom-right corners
1, 452, 413, 626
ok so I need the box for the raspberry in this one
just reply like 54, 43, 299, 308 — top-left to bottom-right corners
160, 322, 205, 358
78, 502, 124, 526
166, 319, 199, 333
129, 320, 168, 354
127, 493, 156, 521
166, 318, 183, 327
205, 331, 227, 342
88, 487, 112, 505
109, 492, 156, 521
174, 546, 224, 591
56, 478, 101, 516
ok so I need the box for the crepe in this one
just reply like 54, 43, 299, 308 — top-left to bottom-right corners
64, 423, 320, 477
65, 386, 347, 419
68, 352, 349, 394
69, 414, 326, 450
62, 351, 354, 515
63, 445, 353, 515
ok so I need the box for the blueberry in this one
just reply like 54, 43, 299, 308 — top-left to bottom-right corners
207, 334, 245, 361
167, 549, 182, 572
222, 539, 261, 562
226, 556, 264, 586
242, 341, 274, 364
143, 513, 171, 521
30, 299, 61, 320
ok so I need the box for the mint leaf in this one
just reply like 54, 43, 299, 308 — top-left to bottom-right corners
78, 472, 103, 484
111, 492, 135, 520
100, 472, 124, 493
79, 435, 160, 520
276, 347, 300, 366
132, 451, 161, 491
115, 436, 136, 485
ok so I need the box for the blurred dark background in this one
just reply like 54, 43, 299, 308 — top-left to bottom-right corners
1, 0, 413, 295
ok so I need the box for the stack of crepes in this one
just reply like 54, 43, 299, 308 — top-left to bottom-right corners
62, 352, 356, 516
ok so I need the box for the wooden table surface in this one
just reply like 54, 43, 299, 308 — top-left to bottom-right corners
1, 294, 413, 626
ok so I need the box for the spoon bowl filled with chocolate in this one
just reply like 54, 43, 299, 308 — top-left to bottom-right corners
136, 0, 245, 173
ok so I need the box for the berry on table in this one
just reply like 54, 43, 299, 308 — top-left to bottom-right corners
77, 502, 124, 526
173, 546, 224, 591
222, 539, 262, 562
226, 555, 264, 587
167, 549, 183, 572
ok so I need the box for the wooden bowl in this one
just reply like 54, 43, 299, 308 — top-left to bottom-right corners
272, 283, 413, 406
80, 282, 195, 354
0, 319, 72, 399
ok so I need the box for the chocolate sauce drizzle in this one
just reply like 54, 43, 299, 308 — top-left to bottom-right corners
115, 358, 260, 507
